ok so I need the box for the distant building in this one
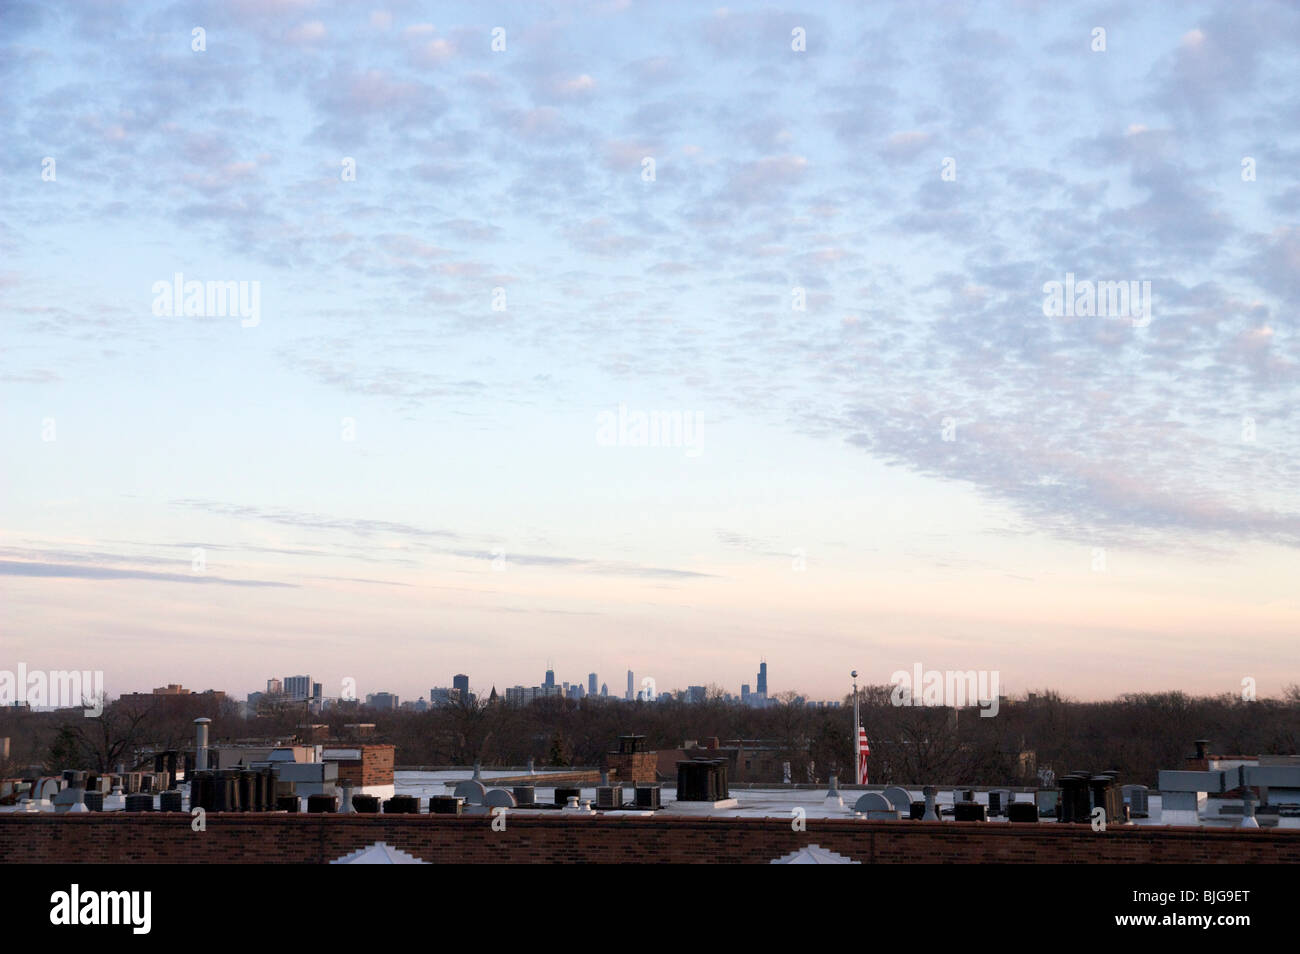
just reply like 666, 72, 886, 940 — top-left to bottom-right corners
626, 670, 634, 701
118, 684, 226, 710
588, 673, 598, 696
506, 685, 546, 705
266, 678, 282, 695
453, 674, 469, 698
284, 675, 312, 702
661, 737, 782, 783
365, 691, 399, 711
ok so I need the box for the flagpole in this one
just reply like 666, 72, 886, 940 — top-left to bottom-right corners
851, 670, 859, 785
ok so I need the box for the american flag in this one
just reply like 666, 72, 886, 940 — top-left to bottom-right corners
857, 726, 870, 785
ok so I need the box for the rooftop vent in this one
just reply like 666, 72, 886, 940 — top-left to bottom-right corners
307, 793, 338, 813
676, 760, 729, 802
124, 794, 154, 812
882, 786, 912, 813
853, 792, 895, 814
159, 790, 184, 813
1007, 802, 1038, 822
429, 795, 463, 815
351, 793, 380, 813
1122, 784, 1149, 818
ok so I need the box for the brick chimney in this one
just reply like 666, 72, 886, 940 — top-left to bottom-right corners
1185, 739, 1210, 771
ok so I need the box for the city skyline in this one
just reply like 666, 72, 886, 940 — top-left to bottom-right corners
141, 659, 788, 708
4, 1, 1300, 703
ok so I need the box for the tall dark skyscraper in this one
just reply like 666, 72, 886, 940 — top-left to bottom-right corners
588, 672, 597, 696
453, 673, 469, 697
544, 667, 555, 689
757, 660, 767, 696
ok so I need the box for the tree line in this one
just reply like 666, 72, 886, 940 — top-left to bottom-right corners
2, 685, 1297, 788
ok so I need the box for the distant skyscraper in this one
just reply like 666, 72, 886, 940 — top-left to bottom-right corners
266, 677, 282, 695
453, 673, 469, 697
626, 670, 634, 701
284, 675, 311, 702
757, 661, 767, 696
365, 691, 399, 711
600, 682, 608, 697
544, 667, 555, 689
430, 687, 454, 706
588, 672, 598, 696
741, 683, 750, 702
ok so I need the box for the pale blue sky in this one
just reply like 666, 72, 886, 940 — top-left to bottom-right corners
2, 1, 1299, 703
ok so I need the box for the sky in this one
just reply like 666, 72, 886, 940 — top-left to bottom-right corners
2, 0, 1298, 705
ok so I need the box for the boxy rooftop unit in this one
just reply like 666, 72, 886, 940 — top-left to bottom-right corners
676, 759, 729, 802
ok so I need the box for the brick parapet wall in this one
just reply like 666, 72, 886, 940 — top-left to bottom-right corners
3, 814, 1297, 864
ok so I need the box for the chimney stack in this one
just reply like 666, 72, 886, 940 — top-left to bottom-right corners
194, 717, 212, 771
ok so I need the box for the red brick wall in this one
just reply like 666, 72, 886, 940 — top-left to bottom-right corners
2, 814, 1297, 864
604, 751, 658, 783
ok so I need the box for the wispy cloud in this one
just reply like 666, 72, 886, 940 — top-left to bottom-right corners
0, 560, 295, 587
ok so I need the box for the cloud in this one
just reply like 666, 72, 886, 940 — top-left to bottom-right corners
172, 499, 463, 541
0, 560, 295, 587
4, 0, 1300, 564
285, 21, 326, 45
